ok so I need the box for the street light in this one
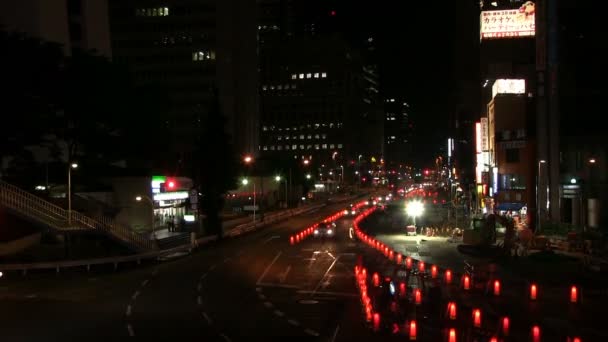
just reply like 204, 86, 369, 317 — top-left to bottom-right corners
589, 158, 596, 164
135, 195, 155, 237
303, 159, 310, 166
242, 178, 256, 223
67, 162, 78, 225
243, 155, 253, 164
405, 200, 424, 227
306, 174, 311, 180
275, 175, 288, 207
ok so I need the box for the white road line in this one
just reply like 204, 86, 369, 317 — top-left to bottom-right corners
256, 251, 282, 285
263, 301, 273, 308
223, 257, 232, 263
141, 279, 149, 287
257, 282, 300, 289
197, 283, 202, 292
273, 309, 285, 317
255, 287, 262, 292
287, 319, 300, 326
327, 252, 336, 259
126, 305, 132, 316
330, 325, 340, 342
200, 273, 208, 280
219, 333, 232, 342
262, 235, 280, 244
296, 290, 358, 297
311, 256, 340, 296
278, 265, 291, 283
131, 291, 140, 300
208, 264, 217, 271
197, 296, 202, 305
258, 293, 266, 300
304, 328, 320, 337
126, 324, 135, 336
202, 312, 212, 324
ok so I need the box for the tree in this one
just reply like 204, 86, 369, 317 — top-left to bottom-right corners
196, 90, 238, 238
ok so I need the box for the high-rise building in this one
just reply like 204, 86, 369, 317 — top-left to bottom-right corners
107, 0, 258, 162
1, 0, 112, 57
383, 97, 412, 167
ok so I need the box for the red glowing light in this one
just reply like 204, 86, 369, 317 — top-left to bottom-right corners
463, 275, 471, 290
445, 270, 452, 284
373, 313, 380, 331
502, 317, 510, 336
473, 309, 481, 327
418, 261, 425, 273
330, 10, 336, 16
448, 302, 457, 320
532, 325, 541, 341
414, 288, 422, 305
493, 280, 501, 296
409, 320, 417, 340
530, 284, 537, 300
431, 265, 438, 279
570, 286, 578, 303
448, 328, 457, 342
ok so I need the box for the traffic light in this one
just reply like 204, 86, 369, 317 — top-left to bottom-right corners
160, 179, 177, 192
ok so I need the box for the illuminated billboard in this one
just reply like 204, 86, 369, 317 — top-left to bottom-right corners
480, 1, 535, 40
492, 79, 526, 98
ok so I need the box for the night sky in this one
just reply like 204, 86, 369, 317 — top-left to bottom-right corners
334, 1, 475, 165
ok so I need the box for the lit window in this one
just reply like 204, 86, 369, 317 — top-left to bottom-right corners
307, 145, 312, 150
284, 84, 289, 89
163, 7, 169, 16
315, 144, 320, 149
300, 145, 305, 150
315, 134, 320, 139
277, 146, 283, 151
262, 85, 267, 90
314, 123, 320, 129
307, 135, 312, 139
299, 73, 304, 79
322, 144, 328, 149
329, 123, 334, 128
193, 50, 215, 61
286, 145, 290, 150
153, 8, 158, 16
314, 73, 319, 78
270, 85, 275, 90
285, 136, 290, 140
300, 135, 304, 139
291, 74, 297, 80
338, 144, 343, 148
292, 144, 297, 150
322, 134, 327, 139
293, 135, 297, 140
306, 73, 312, 79
263, 146, 268, 151
277, 85, 283, 90
321, 72, 327, 78
262, 126, 268, 131
277, 136, 282, 140
270, 146, 275, 151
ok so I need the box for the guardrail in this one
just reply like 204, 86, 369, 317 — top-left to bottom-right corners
0, 192, 364, 275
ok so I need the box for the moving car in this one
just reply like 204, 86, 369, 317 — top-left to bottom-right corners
314, 222, 336, 238
343, 204, 358, 216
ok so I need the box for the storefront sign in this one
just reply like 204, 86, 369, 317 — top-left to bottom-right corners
480, 118, 489, 151
498, 141, 526, 149
480, 2, 536, 40
492, 79, 526, 98
153, 191, 189, 201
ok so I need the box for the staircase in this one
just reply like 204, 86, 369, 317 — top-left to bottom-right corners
0, 180, 157, 252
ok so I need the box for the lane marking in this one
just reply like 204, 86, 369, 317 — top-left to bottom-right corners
255, 287, 262, 292
263, 235, 280, 244
296, 290, 358, 297
126, 324, 135, 336
258, 293, 266, 300
197, 283, 202, 292
197, 296, 202, 305
257, 282, 300, 289
219, 333, 232, 342
311, 256, 340, 296
256, 251, 282, 285
126, 305, 132, 316
200, 273, 208, 280
202, 312, 212, 324
131, 291, 140, 300
223, 257, 232, 263
330, 325, 340, 342
263, 301, 273, 308
304, 328, 320, 337
278, 265, 291, 283
273, 309, 285, 317
141, 279, 149, 287
287, 319, 300, 326
327, 252, 336, 259
208, 264, 217, 271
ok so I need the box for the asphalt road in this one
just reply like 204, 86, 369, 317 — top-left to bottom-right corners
0, 201, 385, 341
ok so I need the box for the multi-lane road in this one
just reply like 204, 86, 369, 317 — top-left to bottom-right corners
0, 200, 384, 341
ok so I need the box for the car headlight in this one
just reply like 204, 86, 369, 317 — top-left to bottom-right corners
343, 210, 349, 215
365, 201, 370, 205
327, 229, 333, 235
373, 201, 377, 205
314, 229, 319, 235
351, 210, 356, 215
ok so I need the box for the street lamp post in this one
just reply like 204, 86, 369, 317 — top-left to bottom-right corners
67, 162, 78, 225
537, 160, 546, 232
242, 178, 256, 223
136, 195, 155, 237
275, 175, 288, 208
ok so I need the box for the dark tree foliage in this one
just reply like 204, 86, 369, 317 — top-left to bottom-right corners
196, 90, 238, 238
0, 31, 168, 186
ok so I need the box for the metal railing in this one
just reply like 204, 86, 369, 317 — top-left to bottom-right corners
0, 180, 156, 251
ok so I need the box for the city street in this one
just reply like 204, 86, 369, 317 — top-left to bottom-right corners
0, 201, 381, 341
